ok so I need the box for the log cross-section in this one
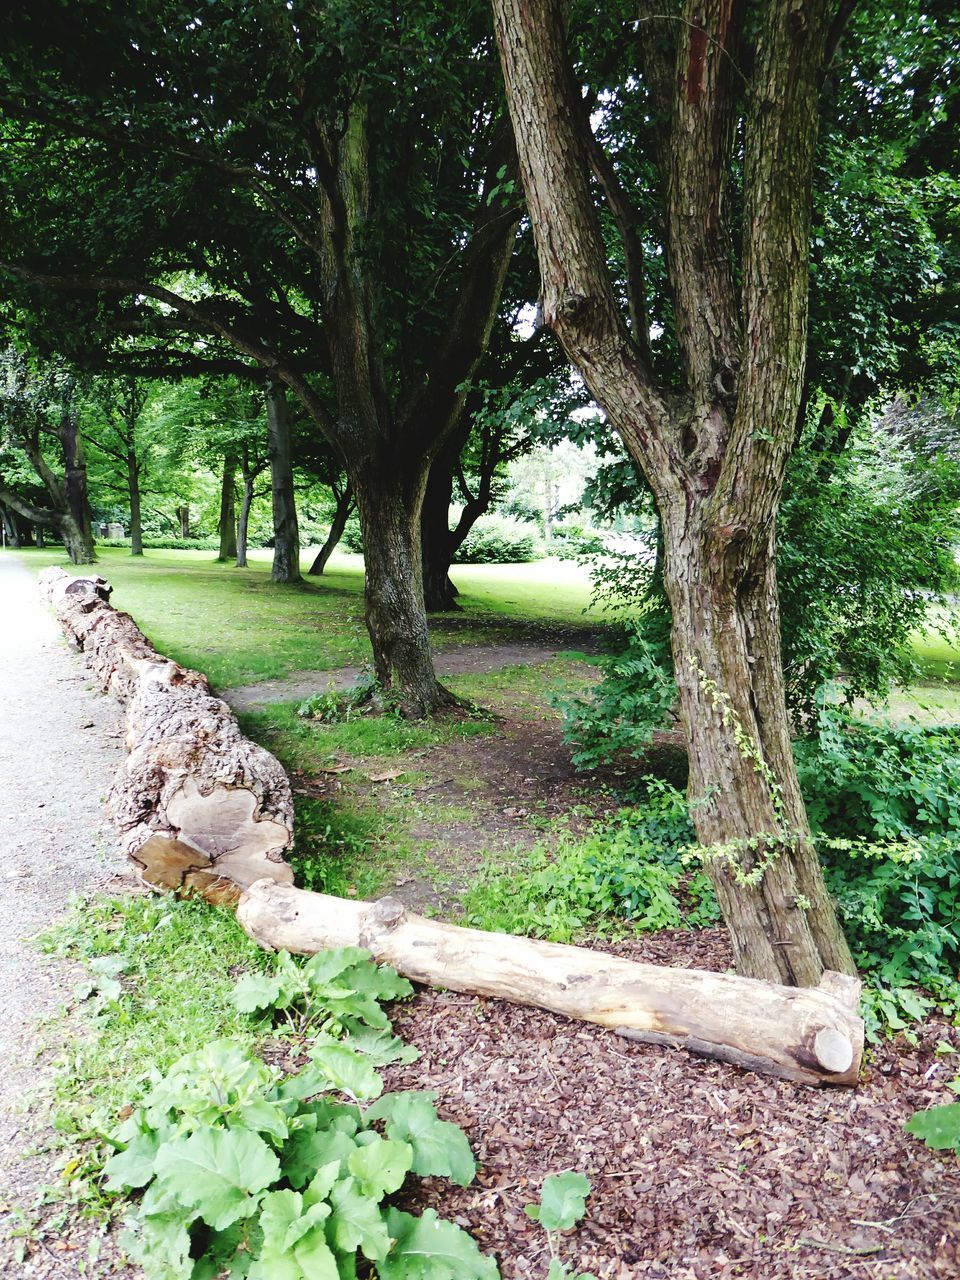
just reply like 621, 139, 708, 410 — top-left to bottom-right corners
238, 882, 864, 1086
39, 567, 294, 901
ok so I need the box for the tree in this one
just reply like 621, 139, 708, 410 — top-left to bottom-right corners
0, 348, 95, 563
491, 0, 859, 984
0, 0, 521, 715
84, 375, 152, 555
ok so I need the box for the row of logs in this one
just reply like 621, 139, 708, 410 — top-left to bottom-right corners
39, 567, 864, 1086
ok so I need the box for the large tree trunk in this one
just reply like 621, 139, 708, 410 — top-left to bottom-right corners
38, 567, 294, 902
176, 504, 190, 538
0, 503, 19, 548
238, 885, 864, 1087
59, 411, 95, 564
352, 455, 454, 718
493, 0, 854, 984
309, 483, 353, 575
128, 448, 143, 556
217, 451, 238, 562
663, 518, 854, 984
265, 380, 302, 584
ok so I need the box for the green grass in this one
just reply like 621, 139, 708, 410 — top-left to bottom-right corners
14, 546, 605, 689
39, 894, 269, 1128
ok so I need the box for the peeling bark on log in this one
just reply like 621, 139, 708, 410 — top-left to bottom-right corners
39, 567, 294, 901
238, 883, 864, 1087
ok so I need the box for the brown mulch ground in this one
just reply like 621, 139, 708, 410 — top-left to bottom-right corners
382, 932, 960, 1279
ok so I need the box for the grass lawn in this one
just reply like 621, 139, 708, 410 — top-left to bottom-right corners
12, 546, 604, 688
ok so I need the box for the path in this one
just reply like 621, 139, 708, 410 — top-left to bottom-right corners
220, 643, 582, 712
0, 555, 125, 1208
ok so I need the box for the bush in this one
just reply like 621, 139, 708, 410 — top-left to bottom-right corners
96, 535, 223, 551
455, 512, 542, 564
553, 615, 677, 769
339, 512, 364, 553
550, 522, 606, 561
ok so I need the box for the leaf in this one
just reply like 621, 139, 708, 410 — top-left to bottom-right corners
367, 1092, 475, 1187
302, 948, 370, 985
340, 1025, 419, 1067
307, 1043, 383, 1101
119, 1212, 193, 1280
252, 1190, 338, 1280
525, 1172, 591, 1233
347, 1136, 412, 1199
327, 1176, 392, 1261
103, 1132, 160, 1191
153, 1127, 280, 1230
233, 973, 284, 1014
379, 1208, 499, 1279
282, 1120, 359, 1190
905, 1102, 960, 1151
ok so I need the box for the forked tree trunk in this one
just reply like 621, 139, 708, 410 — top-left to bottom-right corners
217, 452, 238, 562
309, 483, 353, 575
493, 0, 855, 984
353, 457, 453, 718
265, 381, 302, 584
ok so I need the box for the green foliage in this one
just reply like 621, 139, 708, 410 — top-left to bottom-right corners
524, 1173, 595, 1280
554, 616, 677, 770
232, 947, 415, 1041
794, 704, 960, 1031
455, 513, 543, 564
465, 783, 717, 943
104, 951, 497, 1280
905, 1086, 960, 1156
297, 678, 379, 725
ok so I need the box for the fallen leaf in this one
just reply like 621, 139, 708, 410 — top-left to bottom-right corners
369, 770, 403, 783
319, 764, 351, 775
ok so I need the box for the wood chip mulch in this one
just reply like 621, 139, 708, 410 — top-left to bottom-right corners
382, 930, 960, 1280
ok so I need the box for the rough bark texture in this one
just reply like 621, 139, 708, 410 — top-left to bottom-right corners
308, 483, 352, 575
492, 0, 855, 984
238, 884, 864, 1087
38, 566, 294, 902
127, 447, 143, 556
265, 381, 302, 584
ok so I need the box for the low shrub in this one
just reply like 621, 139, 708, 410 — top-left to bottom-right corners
455, 512, 542, 564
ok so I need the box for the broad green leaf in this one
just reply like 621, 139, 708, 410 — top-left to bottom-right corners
328, 1176, 392, 1261
303, 1160, 342, 1209
379, 1208, 499, 1279
303, 948, 371, 984
367, 1093, 475, 1187
307, 1043, 383, 1101
347, 1136, 412, 1199
239, 1097, 290, 1141
283, 1123, 359, 1190
546, 1262, 572, 1280
103, 1132, 160, 1191
119, 1212, 192, 1280
233, 973, 284, 1014
525, 1172, 591, 1233
340, 1025, 420, 1067
905, 1102, 960, 1151
153, 1126, 280, 1230
258, 1189, 330, 1253
343, 961, 414, 1004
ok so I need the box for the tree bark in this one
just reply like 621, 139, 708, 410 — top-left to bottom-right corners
420, 458, 461, 612
217, 451, 238, 562
0, 503, 19, 548
176, 504, 190, 538
238, 885, 864, 1087
265, 380, 302, 584
128, 447, 144, 556
492, 0, 855, 984
38, 567, 294, 902
309, 483, 353, 575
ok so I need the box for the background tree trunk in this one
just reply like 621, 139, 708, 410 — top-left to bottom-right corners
59, 411, 95, 563
217, 451, 238, 562
421, 459, 460, 611
0, 504, 19, 548
176, 504, 190, 538
309, 483, 353, 575
265, 380, 301, 584
128, 448, 143, 556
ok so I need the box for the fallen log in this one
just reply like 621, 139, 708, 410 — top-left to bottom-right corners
238, 882, 864, 1087
39, 567, 294, 902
